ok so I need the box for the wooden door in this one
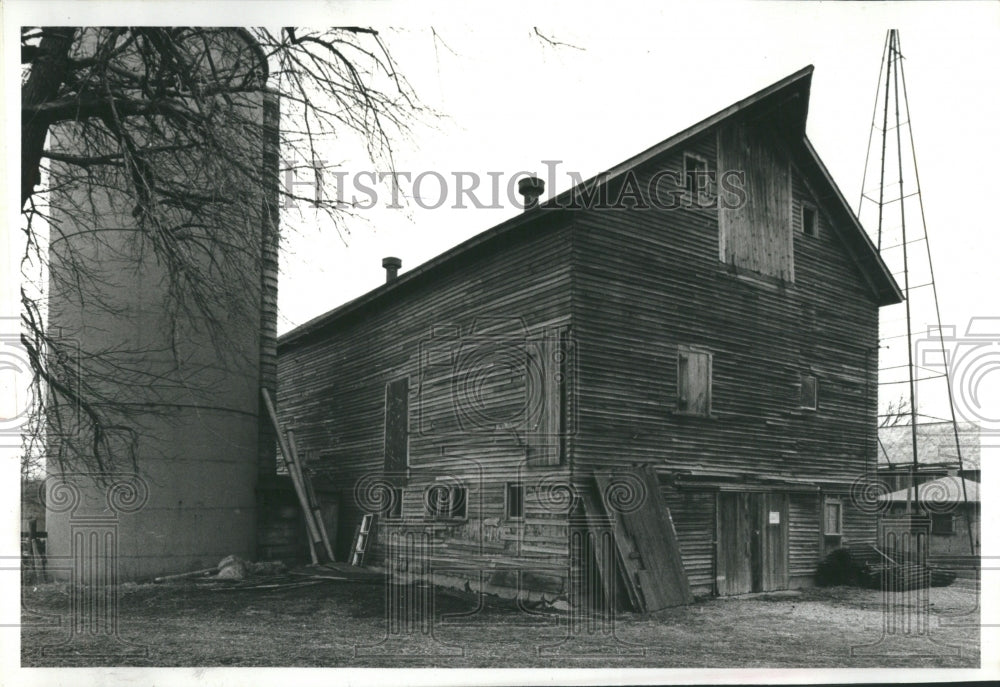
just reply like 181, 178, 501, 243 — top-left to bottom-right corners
717, 491, 788, 595
717, 492, 753, 595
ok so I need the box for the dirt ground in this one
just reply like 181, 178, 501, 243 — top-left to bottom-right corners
20, 576, 980, 668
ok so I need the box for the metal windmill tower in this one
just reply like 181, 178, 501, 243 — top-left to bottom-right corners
856, 29, 975, 553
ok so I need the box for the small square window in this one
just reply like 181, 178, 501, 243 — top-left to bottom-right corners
426, 485, 467, 520
931, 513, 955, 535
823, 499, 842, 536
684, 153, 708, 198
505, 483, 524, 521
800, 375, 818, 410
677, 347, 712, 416
801, 204, 818, 237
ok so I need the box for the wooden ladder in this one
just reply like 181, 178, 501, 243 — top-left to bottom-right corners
350, 514, 376, 567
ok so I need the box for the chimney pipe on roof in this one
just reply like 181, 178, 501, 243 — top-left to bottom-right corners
518, 176, 545, 211
382, 256, 401, 283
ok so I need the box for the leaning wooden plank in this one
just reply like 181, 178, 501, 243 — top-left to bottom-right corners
638, 465, 693, 605
593, 471, 645, 612
261, 388, 321, 564
286, 428, 335, 562
595, 467, 692, 610
578, 484, 621, 612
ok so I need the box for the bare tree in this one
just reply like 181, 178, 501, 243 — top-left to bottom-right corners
879, 395, 912, 428
20, 27, 421, 478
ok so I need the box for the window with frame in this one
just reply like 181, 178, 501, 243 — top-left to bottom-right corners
801, 203, 819, 237
384, 378, 409, 471
677, 347, 712, 416
426, 485, 467, 520
683, 153, 709, 198
386, 487, 403, 520
823, 498, 843, 538
800, 375, 818, 411
505, 482, 524, 521
931, 513, 955, 535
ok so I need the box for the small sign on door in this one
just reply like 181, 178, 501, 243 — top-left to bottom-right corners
768, 511, 781, 525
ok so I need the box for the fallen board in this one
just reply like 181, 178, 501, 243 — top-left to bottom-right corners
593, 465, 693, 611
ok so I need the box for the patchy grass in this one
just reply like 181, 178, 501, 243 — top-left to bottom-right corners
20, 578, 980, 668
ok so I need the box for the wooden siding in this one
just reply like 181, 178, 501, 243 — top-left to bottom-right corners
661, 485, 716, 591
278, 108, 885, 598
278, 218, 575, 588
572, 126, 880, 484
788, 491, 820, 577
571, 123, 881, 591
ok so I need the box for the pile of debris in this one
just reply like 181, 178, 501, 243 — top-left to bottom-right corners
153, 555, 381, 592
816, 544, 957, 590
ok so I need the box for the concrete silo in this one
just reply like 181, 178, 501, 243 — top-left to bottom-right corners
44, 28, 278, 580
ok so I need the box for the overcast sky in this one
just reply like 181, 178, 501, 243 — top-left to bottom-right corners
3, 0, 998, 431
259, 2, 999, 344
267, 2, 1000, 438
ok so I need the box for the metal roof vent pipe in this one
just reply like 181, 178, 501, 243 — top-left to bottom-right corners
518, 176, 545, 211
382, 256, 402, 283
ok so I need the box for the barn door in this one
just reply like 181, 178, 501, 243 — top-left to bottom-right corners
716, 491, 789, 595
717, 492, 753, 595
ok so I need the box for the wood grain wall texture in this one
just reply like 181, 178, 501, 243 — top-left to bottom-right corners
278, 111, 883, 596
278, 217, 575, 591
572, 118, 881, 587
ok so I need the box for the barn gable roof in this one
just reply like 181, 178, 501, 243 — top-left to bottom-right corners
280, 66, 903, 349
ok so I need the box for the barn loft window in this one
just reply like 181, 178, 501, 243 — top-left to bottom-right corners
684, 153, 708, 198
677, 347, 712, 416
384, 377, 409, 471
426, 484, 467, 520
800, 375, 818, 410
801, 203, 819, 237
823, 498, 843, 539
505, 482, 524, 521
718, 121, 794, 280
932, 513, 955, 535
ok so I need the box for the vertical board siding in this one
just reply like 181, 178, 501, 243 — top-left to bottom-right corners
719, 122, 793, 280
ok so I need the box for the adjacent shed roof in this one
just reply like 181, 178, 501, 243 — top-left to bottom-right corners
280, 66, 903, 350
877, 421, 981, 471
878, 475, 980, 504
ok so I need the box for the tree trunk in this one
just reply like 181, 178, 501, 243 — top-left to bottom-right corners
21, 27, 75, 208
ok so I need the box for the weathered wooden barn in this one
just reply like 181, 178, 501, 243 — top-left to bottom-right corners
276, 66, 903, 607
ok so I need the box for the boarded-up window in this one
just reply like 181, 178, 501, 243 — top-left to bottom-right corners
800, 375, 817, 410
823, 499, 842, 536
677, 348, 712, 416
384, 378, 408, 471
718, 121, 793, 280
526, 328, 569, 466
387, 487, 403, 520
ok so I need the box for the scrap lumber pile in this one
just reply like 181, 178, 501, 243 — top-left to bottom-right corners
815, 543, 957, 590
